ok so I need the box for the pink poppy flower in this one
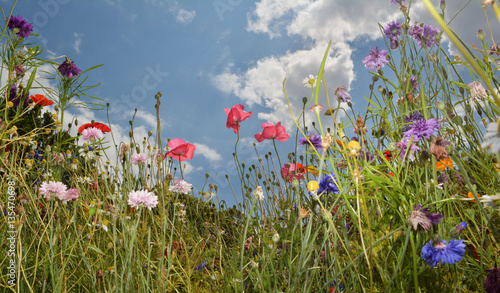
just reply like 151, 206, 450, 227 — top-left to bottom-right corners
254, 122, 290, 142
165, 138, 196, 161
281, 163, 306, 183
224, 104, 252, 133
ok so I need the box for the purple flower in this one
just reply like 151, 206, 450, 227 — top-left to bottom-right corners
401, 76, 418, 93
449, 222, 467, 239
335, 86, 352, 103
317, 171, 340, 195
58, 58, 82, 78
410, 204, 443, 231
411, 23, 440, 48
384, 20, 402, 40
421, 239, 466, 267
403, 118, 440, 141
8, 84, 29, 108
488, 44, 500, 55
484, 266, 500, 293
7, 16, 33, 38
390, 0, 405, 4
362, 47, 389, 70
396, 136, 420, 161
299, 134, 322, 151
403, 111, 424, 132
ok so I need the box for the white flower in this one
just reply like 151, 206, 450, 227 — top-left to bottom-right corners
131, 153, 148, 165
481, 118, 500, 153
81, 127, 103, 142
169, 180, 192, 194
254, 186, 264, 201
302, 74, 317, 88
480, 194, 500, 209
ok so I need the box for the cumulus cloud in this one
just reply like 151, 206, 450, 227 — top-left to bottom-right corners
73, 32, 83, 54
194, 143, 223, 165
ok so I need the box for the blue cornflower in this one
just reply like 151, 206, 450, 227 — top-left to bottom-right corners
194, 261, 205, 272
317, 172, 340, 195
299, 134, 322, 152
421, 239, 466, 267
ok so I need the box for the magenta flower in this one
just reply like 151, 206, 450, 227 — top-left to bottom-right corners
224, 104, 253, 133
280, 163, 306, 183
484, 266, 500, 293
58, 57, 82, 78
254, 122, 290, 142
131, 153, 148, 165
128, 190, 158, 210
39, 181, 68, 200
335, 86, 352, 103
362, 47, 389, 70
7, 16, 33, 38
165, 138, 196, 161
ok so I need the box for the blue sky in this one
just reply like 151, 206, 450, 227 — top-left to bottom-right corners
5, 0, 494, 205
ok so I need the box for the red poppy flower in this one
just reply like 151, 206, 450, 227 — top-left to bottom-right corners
78, 122, 111, 134
383, 151, 392, 161
30, 94, 54, 106
165, 138, 196, 161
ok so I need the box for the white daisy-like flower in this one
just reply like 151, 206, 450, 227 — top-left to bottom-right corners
302, 74, 317, 88
253, 186, 264, 201
481, 118, 500, 153
480, 194, 500, 209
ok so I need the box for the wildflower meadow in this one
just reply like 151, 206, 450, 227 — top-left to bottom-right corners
2, 0, 500, 292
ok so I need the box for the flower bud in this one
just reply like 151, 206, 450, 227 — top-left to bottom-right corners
449, 222, 467, 239
272, 233, 280, 243
477, 29, 486, 41
436, 101, 445, 110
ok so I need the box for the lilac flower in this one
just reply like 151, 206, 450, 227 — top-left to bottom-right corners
409, 204, 443, 231
384, 20, 402, 40
131, 153, 148, 165
39, 181, 68, 200
58, 58, 82, 78
335, 86, 352, 103
488, 44, 499, 55
362, 47, 389, 70
396, 136, 420, 161
421, 239, 466, 267
169, 179, 192, 194
58, 188, 80, 203
402, 76, 418, 93
390, 0, 405, 4
484, 266, 500, 293
317, 171, 340, 195
403, 118, 440, 141
128, 190, 159, 210
299, 134, 322, 152
410, 23, 440, 48
7, 16, 33, 38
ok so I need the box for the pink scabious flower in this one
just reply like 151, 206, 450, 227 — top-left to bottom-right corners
254, 122, 291, 142
81, 127, 104, 142
128, 190, 158, 210
58, 188, 80, 203
39, 181, 68, 200
224, 104, 253, 133
131, 153, 148, 165
169, 180, 193, 194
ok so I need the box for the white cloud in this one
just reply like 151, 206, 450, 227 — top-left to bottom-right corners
176, 8, 196, 24
193, 143, 223, 164
132, 109, 167, 131
73, 32, 83, 54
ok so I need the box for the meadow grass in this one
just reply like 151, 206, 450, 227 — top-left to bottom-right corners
1, 1, 500, 292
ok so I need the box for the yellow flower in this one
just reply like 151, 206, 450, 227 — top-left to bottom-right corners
7, 101, 13, 108
307, 181, 319, 193
346, 140, 361, 157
